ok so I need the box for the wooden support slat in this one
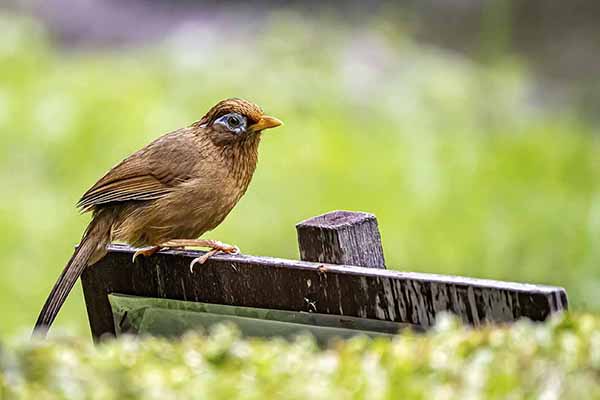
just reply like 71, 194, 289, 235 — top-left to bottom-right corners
296, 210, 386, 268
81, 244, 568, 340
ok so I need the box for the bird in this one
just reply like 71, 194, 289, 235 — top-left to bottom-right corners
33, 98, 283, 336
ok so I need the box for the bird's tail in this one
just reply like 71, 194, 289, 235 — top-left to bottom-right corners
33, 211, 113, 337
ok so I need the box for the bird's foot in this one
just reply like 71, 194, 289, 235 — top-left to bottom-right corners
132, 245, 163, 263
159, 239, 240, 272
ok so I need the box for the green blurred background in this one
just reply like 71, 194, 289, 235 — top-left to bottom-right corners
1, 1, 599, 338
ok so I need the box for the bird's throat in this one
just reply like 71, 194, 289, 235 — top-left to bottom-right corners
220, 134, 261, 193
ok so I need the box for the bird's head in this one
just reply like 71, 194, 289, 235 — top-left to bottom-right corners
197, 98, 283, 146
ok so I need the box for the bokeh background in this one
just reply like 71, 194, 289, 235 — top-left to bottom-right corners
1, 0, 599, 338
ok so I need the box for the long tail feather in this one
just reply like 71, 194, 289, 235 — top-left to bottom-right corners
33, 212, 112, 337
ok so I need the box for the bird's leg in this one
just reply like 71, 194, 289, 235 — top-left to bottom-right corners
158, 239, 240, 272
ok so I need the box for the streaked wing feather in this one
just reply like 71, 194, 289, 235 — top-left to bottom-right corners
77, 129, 198, 212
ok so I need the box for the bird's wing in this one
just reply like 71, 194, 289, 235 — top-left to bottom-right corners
77, 129, 199, 212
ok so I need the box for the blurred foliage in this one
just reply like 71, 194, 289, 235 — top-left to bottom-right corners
0, 12, 599, 338
2, 314, 599, 399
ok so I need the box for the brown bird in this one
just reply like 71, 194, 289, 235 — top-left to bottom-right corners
33, 98, 282, 336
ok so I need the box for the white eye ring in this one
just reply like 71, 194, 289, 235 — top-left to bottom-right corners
214, 113, 247, 134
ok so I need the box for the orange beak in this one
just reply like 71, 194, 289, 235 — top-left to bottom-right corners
249, 115, 283, 133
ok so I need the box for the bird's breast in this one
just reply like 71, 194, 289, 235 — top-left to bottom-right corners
112, 138, 260, 246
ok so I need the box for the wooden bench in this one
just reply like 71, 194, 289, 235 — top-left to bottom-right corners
81, 210, 568, 341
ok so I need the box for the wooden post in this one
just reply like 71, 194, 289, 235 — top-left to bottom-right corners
296, 210, 386, 269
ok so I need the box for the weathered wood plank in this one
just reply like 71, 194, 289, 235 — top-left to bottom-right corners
296, 210, 386, 268
81, 244, 568, 339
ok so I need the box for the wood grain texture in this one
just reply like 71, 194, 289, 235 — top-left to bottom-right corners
296, 210, 386, 269
81, 244, 568, 340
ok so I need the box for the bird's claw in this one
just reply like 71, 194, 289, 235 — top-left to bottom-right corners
218, 243, 240, 255
132, 246, 161, 263
189, 243, 240, 273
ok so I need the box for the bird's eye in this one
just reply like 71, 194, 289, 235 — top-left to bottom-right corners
214, 113, 246, 134
228, 116, 241, 128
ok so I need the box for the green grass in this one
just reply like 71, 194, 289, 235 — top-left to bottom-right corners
0, 12, 599, 338
2, 314, 599, 399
